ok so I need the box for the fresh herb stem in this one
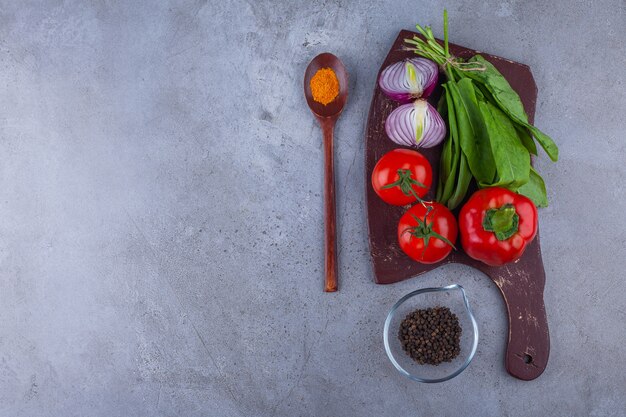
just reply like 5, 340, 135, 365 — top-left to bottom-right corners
443, 9, 454, 81
414, 24, 430, 40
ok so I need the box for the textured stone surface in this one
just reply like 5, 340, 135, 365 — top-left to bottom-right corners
0, 1, 624, 416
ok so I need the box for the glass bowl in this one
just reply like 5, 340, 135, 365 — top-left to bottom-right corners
383, 284, 479, 383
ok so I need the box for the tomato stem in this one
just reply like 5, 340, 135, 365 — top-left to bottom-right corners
404, 206, 457, 250
381, 169, 427, 205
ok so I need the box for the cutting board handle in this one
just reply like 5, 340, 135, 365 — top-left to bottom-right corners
491, 261, 550, 380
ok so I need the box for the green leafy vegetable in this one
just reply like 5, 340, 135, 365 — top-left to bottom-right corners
451, 79, 496, 186
404, 10, 558, 208
436, 86, 461, 204
466, 55, 559, 162
515, 125, 538, 156
447, 153, 472, 210
479, 100, 530, 189
515, 167, 548, 207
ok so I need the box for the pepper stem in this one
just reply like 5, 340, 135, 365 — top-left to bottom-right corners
482, 204, 520, 241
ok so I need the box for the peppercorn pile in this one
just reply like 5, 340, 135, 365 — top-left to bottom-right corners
398, 306, 462, 365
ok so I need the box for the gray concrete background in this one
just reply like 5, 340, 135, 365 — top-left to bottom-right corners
0, 0, 624, 416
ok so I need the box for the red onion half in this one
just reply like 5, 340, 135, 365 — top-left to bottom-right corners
378, 58, 439, 103
385, 99, 446, 148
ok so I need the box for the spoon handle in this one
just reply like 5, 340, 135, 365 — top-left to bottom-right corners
321, 119, 338, 292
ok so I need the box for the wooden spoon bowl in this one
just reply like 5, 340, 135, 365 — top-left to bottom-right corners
304, 53, 348, 120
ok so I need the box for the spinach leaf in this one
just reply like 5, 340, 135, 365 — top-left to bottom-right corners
516, 167, 548, 207
437, 93, 447, 116
526, 126, 559, 162
437, 120, 452, 201
479, 100, 530, 189
465, 55, 528, 120
515, 125, 538, 155
436, 92, 449, 200
437, 134, 452, 201
465, 55, 559, 162
447, 79, 496, 187
437, 87, 460, 204
447, 152, 472, 210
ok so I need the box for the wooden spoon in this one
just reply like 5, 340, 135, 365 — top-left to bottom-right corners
303, 53, 348, 292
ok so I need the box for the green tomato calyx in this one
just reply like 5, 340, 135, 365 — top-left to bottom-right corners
382, 169, 426, 202
403, 206, 456, 250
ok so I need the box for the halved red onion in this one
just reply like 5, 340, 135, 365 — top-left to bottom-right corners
378, 58, 439, 103
385, 99, 446, 148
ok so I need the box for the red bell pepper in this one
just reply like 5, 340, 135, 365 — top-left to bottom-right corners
459, 187, 538, 266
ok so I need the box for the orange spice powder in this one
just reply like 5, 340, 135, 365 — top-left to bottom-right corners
310, 68, 339, 105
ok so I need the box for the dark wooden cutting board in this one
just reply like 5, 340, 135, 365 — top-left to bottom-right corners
365, 30, 550, 380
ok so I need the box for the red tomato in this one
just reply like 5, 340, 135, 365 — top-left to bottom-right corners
397, 202, 457, 264
372, 149, 432, 206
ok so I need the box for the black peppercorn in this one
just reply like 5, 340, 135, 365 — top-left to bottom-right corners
398, 306, 462, 365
